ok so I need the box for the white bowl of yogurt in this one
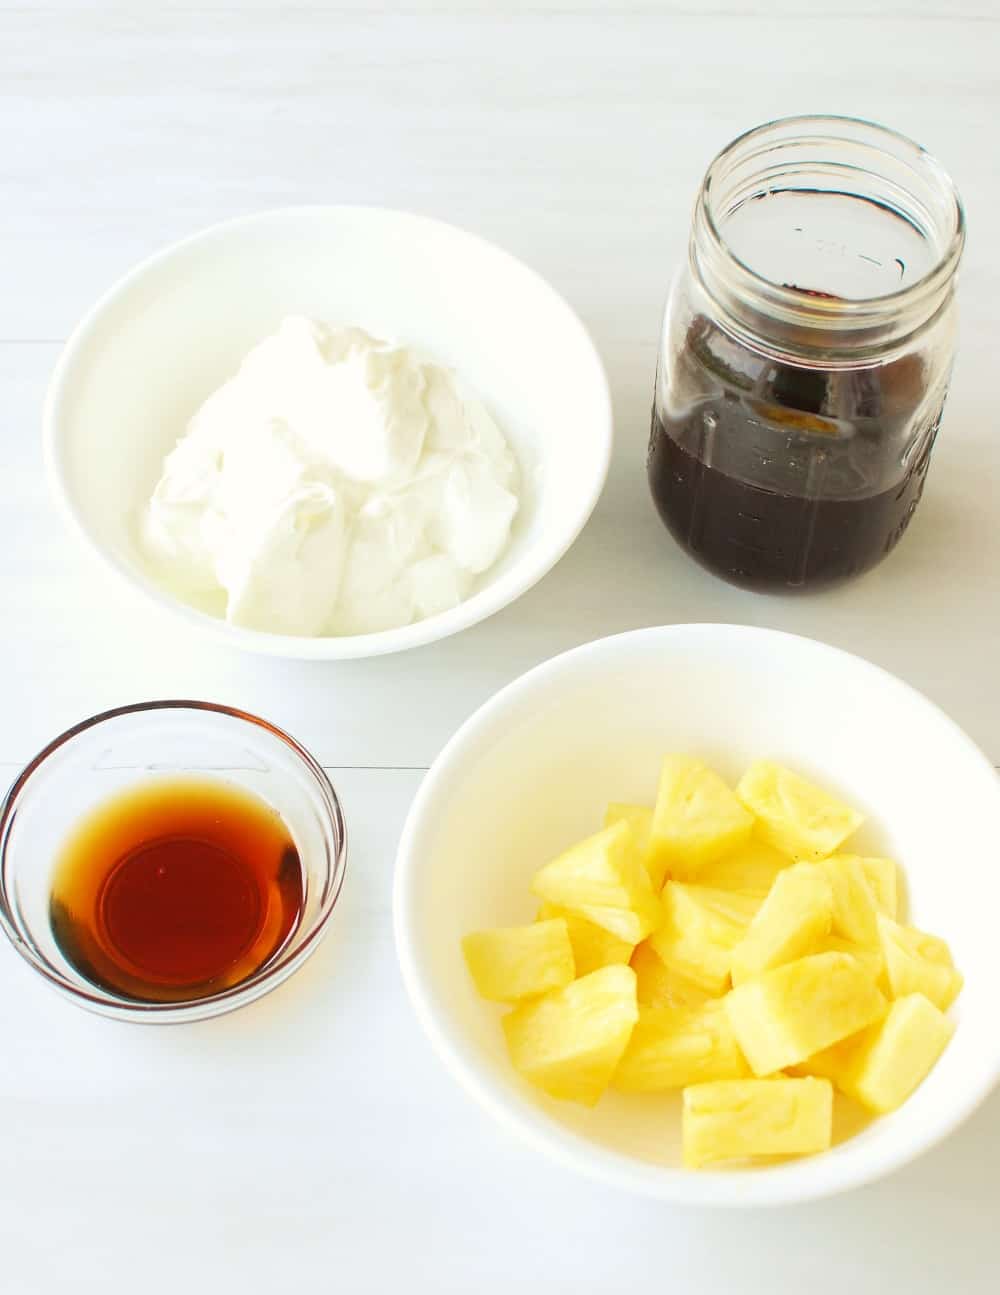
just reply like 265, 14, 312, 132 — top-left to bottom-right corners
44, 207, 612, 659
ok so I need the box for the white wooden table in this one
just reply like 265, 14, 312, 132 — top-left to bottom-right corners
2, 4, 998, 1290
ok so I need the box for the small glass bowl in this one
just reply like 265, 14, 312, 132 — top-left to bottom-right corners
0, 701, 347, 1022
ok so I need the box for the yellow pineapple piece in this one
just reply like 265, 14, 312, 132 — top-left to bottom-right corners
808, 933, 885, 983
462, 920, 575, 1002
819, 855, 881, 948
536, 903, 634, 977
696, 839, 792, 895
630, 941, 712, 1010
729, 865, 833, 985
649, 883, 761, 994
649, 756, 754, 880
736, 761, 864, 862
603, 802, 668, 890
878, 915, 963, 1010
725, 951, 887, 1075
530, 821, 662, 944
853, 856, 899, 918
685, 885, 763, 925
572, 904, 657, 944
613, 998, 749, 1092
502, 964, 638, 1106
788, 1032, 861, 1090
841, 993, 955, 1113
682, 1077, 833, 1168
796, 993, 954, 1113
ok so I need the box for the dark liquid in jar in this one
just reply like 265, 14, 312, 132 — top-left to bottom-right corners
648, 313, 942, 591
50, 778, 304, 1003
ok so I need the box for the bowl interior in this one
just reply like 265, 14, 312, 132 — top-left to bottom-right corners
396, 625, 1000, 1203
46, 207, 611, 649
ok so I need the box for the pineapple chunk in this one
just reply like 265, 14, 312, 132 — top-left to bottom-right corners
614, 998, 749, 1091
603, 802, 667, 890
462, 920, 575, 1002
682, 1077, 833, 1168
696, 839, 792, 895
725, 951, 887, 1075
566, 903, 655, 944
649, 756, 754, 880
730, 865, 833, 985
630, 941, 712, 1010
879, 915, 963, 1010
789, 1032, 861, 1090
736, 761, 864, 862
796, 993, 954, 1113
854, 856, 899, 918
649, 883, 761, 994
684, 885, 763, 925
808, 934, 885, 983
502, 964, 638, 1106
819, 855, 881, 948
536, 903, 634, 977
530, 821, 662, 943
842, 993, 955, 1113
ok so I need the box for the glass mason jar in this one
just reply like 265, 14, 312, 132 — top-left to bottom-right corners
648, 116, 965, 591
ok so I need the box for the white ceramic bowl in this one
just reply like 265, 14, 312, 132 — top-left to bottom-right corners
394, 624, 1000, 1206
44, 207, 612, 659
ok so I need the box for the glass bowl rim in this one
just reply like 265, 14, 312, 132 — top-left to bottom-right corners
0, 699, 348, 1022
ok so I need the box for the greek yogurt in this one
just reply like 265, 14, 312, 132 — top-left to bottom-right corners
141, 317, 520, 636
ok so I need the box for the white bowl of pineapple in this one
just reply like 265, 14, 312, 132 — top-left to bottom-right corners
394, 623, 1000, 1205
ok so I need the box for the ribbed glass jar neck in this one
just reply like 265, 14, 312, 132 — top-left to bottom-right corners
690, 115, 965, 364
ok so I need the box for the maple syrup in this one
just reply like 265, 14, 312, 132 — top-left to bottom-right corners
50, 778, 304, 1003
648, 398, 936, 591
648, 306, 944, 591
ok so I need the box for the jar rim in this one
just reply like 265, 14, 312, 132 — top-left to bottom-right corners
695, 114, 965, 348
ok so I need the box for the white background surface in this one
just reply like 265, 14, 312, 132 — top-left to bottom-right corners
1, 2, 998, 1290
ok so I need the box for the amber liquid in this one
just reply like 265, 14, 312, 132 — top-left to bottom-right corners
50, 778, 304, 1003
648, 408, 933, 591
646, 306, 946, 590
